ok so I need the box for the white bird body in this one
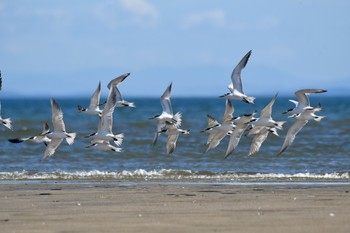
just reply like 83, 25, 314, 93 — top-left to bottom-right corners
220, 50, 255, 104
43, 99, 77, 159
78, 81, 103, 116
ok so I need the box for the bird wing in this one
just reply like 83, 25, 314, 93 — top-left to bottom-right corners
167, 134, 179, 154
43, 138, 63, 159
229, 50, 252, 93
89, 81, 101, 108
107, 73, 130, 89
278, 119, 308, 155
260, 93, 278, 119
99, 86, 117, 133
207, 131, 228, 151
160, 82, 173, 115
51, 99, 66, 132
222, 99, 234, 123
224, 125, 247, 158
41, 122, 50, 134
207, 115, 220, 128
248, 130, 269, 156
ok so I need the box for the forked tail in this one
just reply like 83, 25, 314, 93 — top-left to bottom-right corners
65, 132, 77, 145
243, 96, 255, 104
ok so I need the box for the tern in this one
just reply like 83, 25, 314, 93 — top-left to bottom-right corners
224, 111, 257, 159
149, 82, 182, 145
219, 50, 255, 104
160, 122, 190, 154
278, 103, 325, 155
0, 102, 12, 130
42, 99, 77, 159
249, 93, 285, 134
107, 73, 135, 108
282, 89, 327, 117
85, 85, 124, 146
78, 81, 103, 116
9, 123, 51, 145
200, 99, 235, 151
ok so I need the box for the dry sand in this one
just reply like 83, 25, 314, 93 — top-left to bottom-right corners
0, 181, 350, 233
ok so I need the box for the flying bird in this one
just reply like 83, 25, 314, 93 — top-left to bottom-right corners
85, 85, 124, 146
201, 99, 235, 151
249, 93, 285, 134
149, 82, 182, 145
78, 81, 103, 116
42, 99, 77, 159
107, 73, 135, 108
278, 103, 325, 155
9, 123, 51, 146
224, 111, 257, 159
160, 122, 190, 154
282, 89, 327, 117
220, 50, 255, 104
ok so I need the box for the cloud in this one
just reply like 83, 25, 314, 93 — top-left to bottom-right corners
118, 0, 159, 27
182, 10, 227, 28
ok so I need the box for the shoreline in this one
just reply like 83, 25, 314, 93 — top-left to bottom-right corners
1, 182, 350, 232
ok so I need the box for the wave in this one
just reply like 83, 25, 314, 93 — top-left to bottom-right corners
0, 169, 349, 181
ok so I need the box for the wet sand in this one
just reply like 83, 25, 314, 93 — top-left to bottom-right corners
0, 181, 350, 233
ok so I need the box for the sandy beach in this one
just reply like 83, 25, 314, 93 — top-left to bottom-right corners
0, 181, 349, 233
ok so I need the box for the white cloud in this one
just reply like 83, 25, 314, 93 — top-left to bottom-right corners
118, 0, 159, 27
182, 10, 227, 28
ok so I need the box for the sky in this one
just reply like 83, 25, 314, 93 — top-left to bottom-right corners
0, 0, 349, 98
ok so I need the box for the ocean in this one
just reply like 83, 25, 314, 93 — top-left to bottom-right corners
0, 96, 349, 182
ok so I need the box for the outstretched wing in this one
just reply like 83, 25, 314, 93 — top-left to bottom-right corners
278, 119, 308, 155
229, 50, 252, 93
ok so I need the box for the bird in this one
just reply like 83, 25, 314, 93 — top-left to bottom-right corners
85, 85, 124, 146
249, 93, 286, 134
9, 123, 51, 146
42, 99, 77, 159
159, 122, 190, 154
248, 126, 279, 156
85, 139, 122, 152
219, 50, 255, 104
282, 89, 327, 117
149, 82, 182, 145
200, 99, 235, 151
77, 81, 103, 116
224, 111, 257, 159
0, 102, 12, 130
278, 103, 325, 155
107, 73, 135, 108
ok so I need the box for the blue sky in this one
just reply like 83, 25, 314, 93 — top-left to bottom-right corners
0, 0, 349, 97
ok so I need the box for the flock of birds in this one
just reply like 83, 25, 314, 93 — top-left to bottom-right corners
0, 50, 327, 159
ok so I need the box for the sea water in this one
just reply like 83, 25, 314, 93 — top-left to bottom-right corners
0, 96, 349, 182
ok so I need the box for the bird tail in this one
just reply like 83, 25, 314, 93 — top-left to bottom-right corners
181, 129, 190, 135
243, 96, 255, 104
2, 117, 12, 130
314, 115, 325, 122
111, 147, 123, 153
122, 101, 136, 108
274, 121, 286, 130
173, 112, 182, 127
113, 133, 124, 146
65, 132, 77, 145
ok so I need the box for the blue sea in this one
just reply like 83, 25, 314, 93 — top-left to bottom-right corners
0, 96, 349, 182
